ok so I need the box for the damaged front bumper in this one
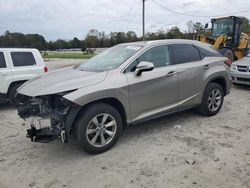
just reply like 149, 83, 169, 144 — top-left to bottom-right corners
25, 116, 66, 143
16, 94, 81, 143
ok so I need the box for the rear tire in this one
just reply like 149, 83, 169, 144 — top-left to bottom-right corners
198, 83, 224, 116
74, 103, 123, 154
8, 83, 23, 105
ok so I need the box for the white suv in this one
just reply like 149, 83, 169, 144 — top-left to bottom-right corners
0, 48, 47, 104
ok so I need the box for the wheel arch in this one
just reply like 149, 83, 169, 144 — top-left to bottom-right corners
67, 97, 127, 135
7, 80, 27, 97
206, 76, 227, 96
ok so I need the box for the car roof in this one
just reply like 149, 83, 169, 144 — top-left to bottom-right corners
120, 39, 215, 52
0, 48, 39, 52
121, 39, 211, 47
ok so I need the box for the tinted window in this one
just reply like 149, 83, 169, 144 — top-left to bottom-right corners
11, 52, 36, 67
0, 52, 6, 68
126, 45, 171, 72
172, 44, 201, 64
197, 46, 221, 59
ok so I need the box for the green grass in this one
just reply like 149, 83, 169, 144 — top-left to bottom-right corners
42, 52, 95, 59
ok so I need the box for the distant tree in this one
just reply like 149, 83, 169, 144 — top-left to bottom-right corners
68, 37, 81, 48
156, 29, 166, 39
80, 40, 86, 52
145, 32, 158, 40
47, 41, 56, 50
126, 31, 137, 42
26, 34, 47, 50
0, 31, 27, 47
116, 32, 126, 44
193, 22, 205, 34
53, 39, 68, 49
186, 21, 195, 33
242, 17, 250, 35
166, 27, 183, 39
85, 29, 101, 48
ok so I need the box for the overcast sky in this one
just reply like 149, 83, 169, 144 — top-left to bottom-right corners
0, 0, 250, 41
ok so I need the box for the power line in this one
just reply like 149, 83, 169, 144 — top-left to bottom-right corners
151, 0, 250, 18
123, 1, 141, 32
119, 0, 138, 32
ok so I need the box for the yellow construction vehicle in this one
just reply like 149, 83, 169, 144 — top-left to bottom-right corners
198, 16, 249, 62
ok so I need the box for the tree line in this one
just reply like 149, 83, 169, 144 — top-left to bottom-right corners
0, 18, 249, 51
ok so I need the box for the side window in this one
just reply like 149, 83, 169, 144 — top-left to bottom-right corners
197, 46, 221, 59
0, 52, 6, 68
11, 52, 36, 67
172, 44, 201, 64
126, 45, 171, 72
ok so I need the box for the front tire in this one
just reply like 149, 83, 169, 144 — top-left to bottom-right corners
198, 83, 224, 116
74, 103, 123, 154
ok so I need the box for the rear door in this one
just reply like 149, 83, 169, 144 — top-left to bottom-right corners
9, 50, 44, 81
0, 51, 12, 95
170, 44, 205, 108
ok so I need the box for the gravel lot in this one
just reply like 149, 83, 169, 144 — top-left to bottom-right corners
0, 60, 250, 188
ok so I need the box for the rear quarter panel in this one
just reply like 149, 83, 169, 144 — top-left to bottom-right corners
201, 57, 230, 100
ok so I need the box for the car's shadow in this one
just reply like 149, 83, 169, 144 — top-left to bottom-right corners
0, 101, 16, 111
44, 109, 200, 158
121, 109, 198, 141
232, 84, 250, 90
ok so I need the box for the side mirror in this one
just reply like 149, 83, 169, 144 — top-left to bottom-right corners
205, 23, 208, 29
135, 61, 154, 76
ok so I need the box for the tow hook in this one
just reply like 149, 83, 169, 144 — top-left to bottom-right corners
26, 127, 37, 142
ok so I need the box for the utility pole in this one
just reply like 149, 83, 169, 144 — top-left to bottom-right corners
142, 0, 145, 40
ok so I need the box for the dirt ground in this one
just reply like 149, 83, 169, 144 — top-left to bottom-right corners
0, 61, 250, 188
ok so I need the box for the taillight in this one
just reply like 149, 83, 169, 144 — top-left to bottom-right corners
44, 66, 48, 73
224, 59, 232, 67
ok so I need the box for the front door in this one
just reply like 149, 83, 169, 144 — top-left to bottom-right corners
125, 45, 178, 122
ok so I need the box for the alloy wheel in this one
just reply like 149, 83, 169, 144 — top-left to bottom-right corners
86, 113, 117, 147
208, 89, 222, 112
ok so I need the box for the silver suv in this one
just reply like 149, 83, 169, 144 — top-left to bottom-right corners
16, 39, 231, 154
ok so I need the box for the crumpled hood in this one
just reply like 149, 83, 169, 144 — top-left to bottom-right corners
18, 66, 107, 97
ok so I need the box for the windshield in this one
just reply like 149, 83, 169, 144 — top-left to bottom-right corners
77, 45, 142, 71
212, 19, 233, 37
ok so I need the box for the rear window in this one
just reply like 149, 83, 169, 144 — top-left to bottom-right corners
0, 52, 6, 68
172, 44, 201, 64
11, 52, 36, 67
197, 46, 221, 59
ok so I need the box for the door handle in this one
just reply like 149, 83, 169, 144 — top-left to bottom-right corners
166, 71, 177, 77
204, 64, 211, 69
1, 73, 7, 76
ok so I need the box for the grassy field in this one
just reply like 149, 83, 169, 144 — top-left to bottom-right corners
42, 51, 95, 59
